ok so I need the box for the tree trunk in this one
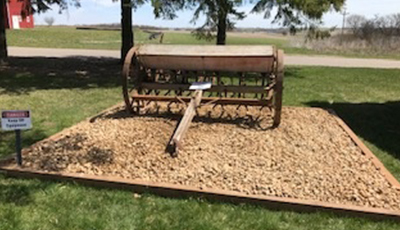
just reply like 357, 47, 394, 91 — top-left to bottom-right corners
121, 0, 133, 62
216, 7, 227, 45
0, 0, 8, 60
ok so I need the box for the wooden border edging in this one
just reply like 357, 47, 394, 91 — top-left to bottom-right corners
1, 106, 400, 221
1, 166, 400, 221
329, 110, 400, 190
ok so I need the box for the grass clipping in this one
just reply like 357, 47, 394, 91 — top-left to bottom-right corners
17, 104, 400, 211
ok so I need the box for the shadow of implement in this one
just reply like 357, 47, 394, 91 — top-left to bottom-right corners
307, 100, 400, 160
90, 106, 275, 132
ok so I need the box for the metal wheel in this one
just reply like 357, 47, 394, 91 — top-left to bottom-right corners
122, 47, 140, 113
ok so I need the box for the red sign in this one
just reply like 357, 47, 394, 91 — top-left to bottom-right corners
1, 110, 32, 131
2, 111, 30, 118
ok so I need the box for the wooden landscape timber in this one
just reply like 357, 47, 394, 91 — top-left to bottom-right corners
122, 45, 284, 128
166, 90, 203, 156
0, 166, 400, 221
1, 106, 400, 221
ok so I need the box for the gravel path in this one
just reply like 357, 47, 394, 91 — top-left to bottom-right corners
20, 105, 400, 211
9, 47, 400, 69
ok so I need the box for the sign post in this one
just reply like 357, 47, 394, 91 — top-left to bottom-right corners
15, 129, 22, 165
1, 110, 32, 166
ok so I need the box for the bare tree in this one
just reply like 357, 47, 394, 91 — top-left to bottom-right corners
347, 13, 400, 42
347, 14, 367, 37
44, 17, 55, 26
387, 13, 400, 36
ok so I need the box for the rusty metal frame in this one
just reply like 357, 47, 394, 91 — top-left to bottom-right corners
1, 107, 400, 221
121, 45, 284, 127
129, 95, 273, 106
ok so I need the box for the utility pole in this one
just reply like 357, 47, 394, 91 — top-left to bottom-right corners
341, 6, 349, 40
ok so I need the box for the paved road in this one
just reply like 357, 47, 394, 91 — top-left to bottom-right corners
8, 46, 400, 69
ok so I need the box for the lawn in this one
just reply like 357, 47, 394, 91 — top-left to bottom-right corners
1, 57, 400, 229
6, 27, 400, 60
6, 27, 288, 50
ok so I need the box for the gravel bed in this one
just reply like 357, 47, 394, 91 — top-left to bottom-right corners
17, 104, 400, 211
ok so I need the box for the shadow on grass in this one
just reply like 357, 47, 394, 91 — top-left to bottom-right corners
307, 100, 400, 160
0, 175, 51, 206
285, 67, 305, 79
0, 129, 48, 158
0, 56, 303, 95
0, 56, 121, 94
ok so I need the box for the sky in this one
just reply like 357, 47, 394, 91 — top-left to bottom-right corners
34, 0, 400, 28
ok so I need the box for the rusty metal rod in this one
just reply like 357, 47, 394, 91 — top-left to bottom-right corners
131, 95, 273, 106
140, 83, 270, 94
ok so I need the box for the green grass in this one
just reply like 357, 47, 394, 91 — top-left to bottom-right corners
1, 58, 400, 229
6, 27, 288, 50
0, 57, 122, 157
284, 46, 400, 60
7, 27, 400, 60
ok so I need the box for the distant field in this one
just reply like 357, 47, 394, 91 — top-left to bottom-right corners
6, 27, 400, 60
6, 27, 288, 49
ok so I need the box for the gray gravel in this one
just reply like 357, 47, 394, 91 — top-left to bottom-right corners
20, 105, 400, 211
